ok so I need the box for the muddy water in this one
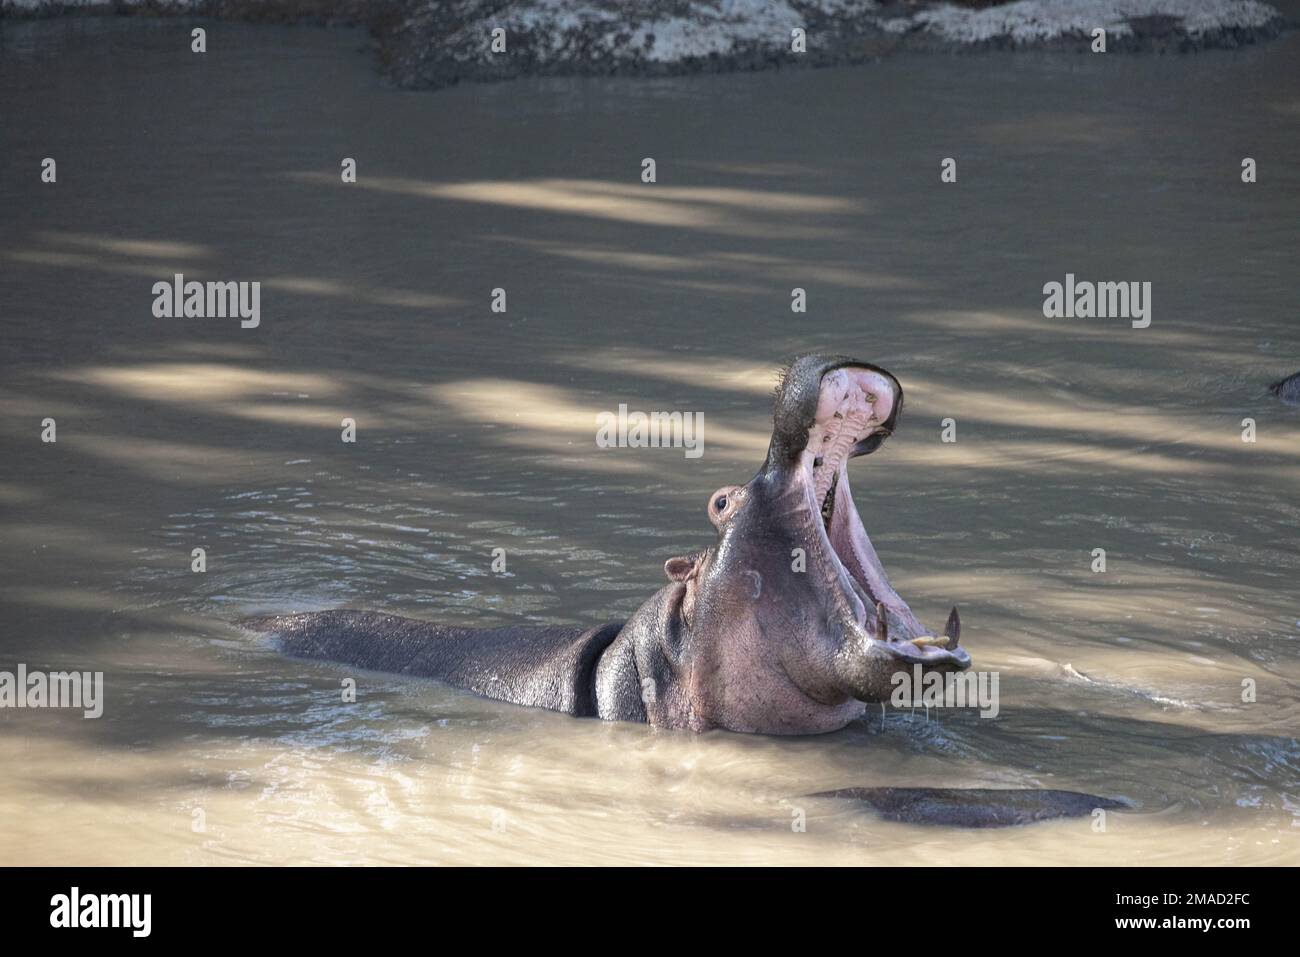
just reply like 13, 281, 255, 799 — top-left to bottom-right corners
1, 18, 1298, 865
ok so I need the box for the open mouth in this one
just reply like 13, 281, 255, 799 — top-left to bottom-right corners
799, 366, 970, 669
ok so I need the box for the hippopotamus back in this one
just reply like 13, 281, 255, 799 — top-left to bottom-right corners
253, 610, 624, 717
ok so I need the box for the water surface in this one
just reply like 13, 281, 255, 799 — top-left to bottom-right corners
1, 18, 1297, 864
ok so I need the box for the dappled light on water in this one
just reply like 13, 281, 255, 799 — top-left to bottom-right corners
1, 18, 1297, 866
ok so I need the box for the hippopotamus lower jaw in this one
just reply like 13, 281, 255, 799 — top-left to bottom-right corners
810, 494, 971, 706
816, 457, 970, 672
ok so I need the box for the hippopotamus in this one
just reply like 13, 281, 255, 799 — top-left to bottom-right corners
247, 354, 1129, 826
1269, 371, 1300, 405
249, 354, 969, 734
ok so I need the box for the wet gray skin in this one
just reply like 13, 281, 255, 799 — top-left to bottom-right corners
254, 353, 970, 735
1269, 371, 1300, 406
811, 788, 1132, 828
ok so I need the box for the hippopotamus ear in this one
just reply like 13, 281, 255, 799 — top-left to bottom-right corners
664, 555, 700, 583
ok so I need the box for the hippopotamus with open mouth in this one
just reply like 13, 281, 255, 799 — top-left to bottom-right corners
251, 354, 968, 734
593, 353, 970, 733
248, 354, 1129, 826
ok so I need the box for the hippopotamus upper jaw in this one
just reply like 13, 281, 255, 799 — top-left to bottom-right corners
767, 354, 905, 469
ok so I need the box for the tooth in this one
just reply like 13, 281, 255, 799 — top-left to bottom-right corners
875, 602, 888, 642
910, 635, 949, 648
944, 607, 961, 647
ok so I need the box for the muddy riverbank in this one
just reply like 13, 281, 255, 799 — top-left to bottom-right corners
2, 0, 1292, 89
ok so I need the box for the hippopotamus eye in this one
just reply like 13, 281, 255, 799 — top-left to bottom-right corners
707, 485, 742, 527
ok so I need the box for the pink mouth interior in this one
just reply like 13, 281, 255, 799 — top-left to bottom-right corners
798, 367, 958, 659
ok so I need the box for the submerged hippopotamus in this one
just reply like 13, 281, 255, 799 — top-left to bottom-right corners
250, 354, 970, 735
1270, 371, 1300, 405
